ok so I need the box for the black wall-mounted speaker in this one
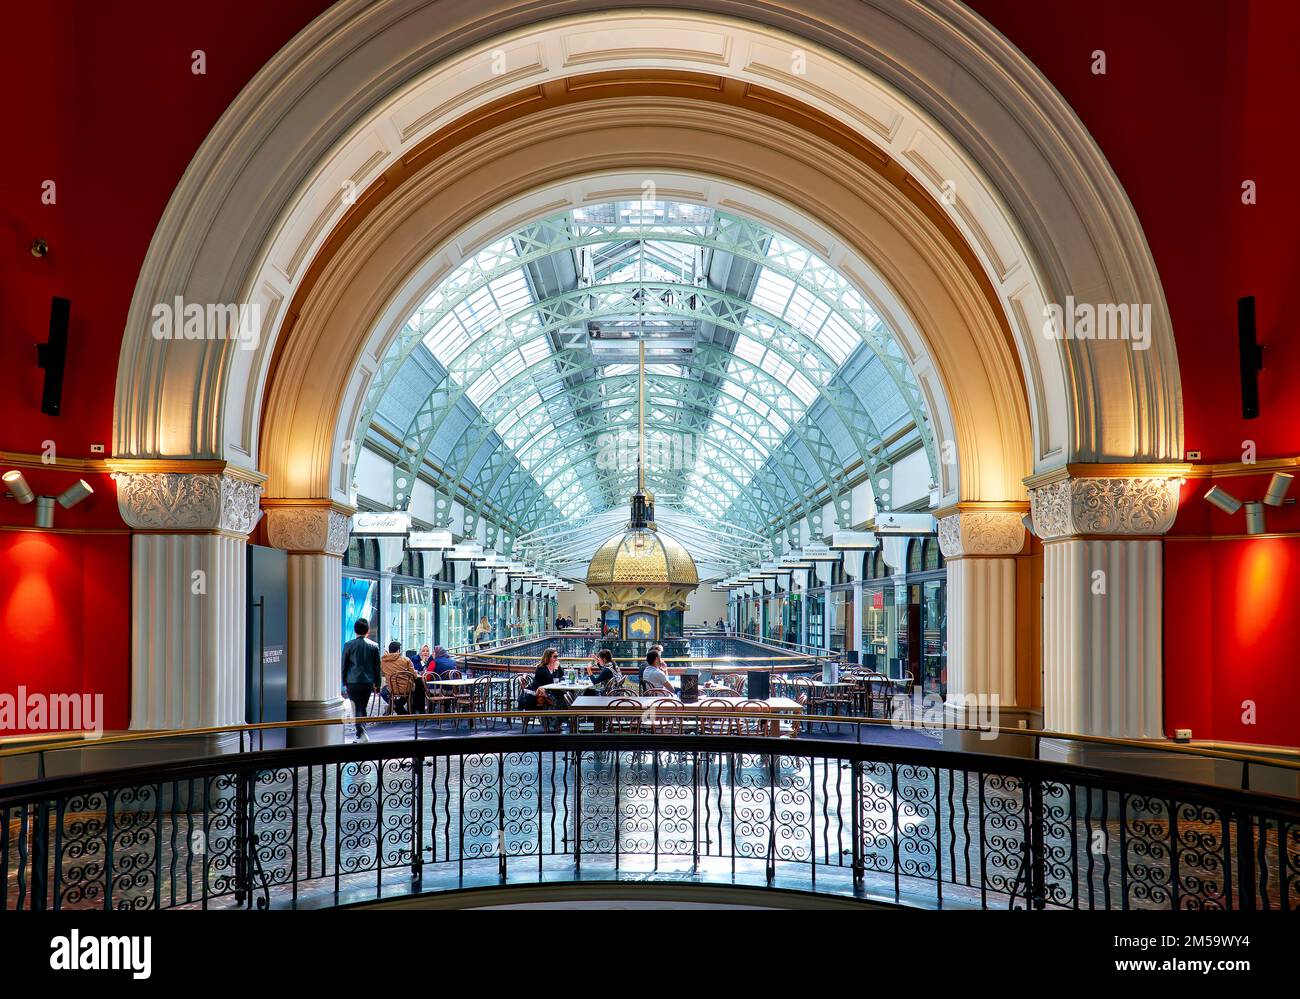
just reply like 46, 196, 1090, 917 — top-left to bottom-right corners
36, 296, 70, 416
1238, 295, 1263, 420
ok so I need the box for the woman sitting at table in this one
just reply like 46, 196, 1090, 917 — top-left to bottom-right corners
429, 645, 457, 677
640, 649, 671, 694
528, 647, 567, 731
584, 649, 622, 695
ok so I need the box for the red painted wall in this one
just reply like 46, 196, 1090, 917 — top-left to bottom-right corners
0, 0, 331, 733
971, 0, 1300, 463
0, 532, 130, 733
2, 1, 1297, 743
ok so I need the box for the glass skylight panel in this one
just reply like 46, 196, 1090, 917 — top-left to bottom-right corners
374, 198, 931, 546
750, 269, 796, 317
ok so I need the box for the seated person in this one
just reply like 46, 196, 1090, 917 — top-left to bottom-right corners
381, 640, 427, 712
529, 647, 567, 731
584, 649, 622, 694
429, 645, 457, 677
641, 649, 671, 693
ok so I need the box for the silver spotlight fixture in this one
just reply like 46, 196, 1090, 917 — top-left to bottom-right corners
3, 472, 94, 528
1263, 472, 1294, 507
3, 470, 35, 505
35, 497, 55, 529
1204, 474, 1294, 535
1203, 486, 1242, 516
57, 478, 94, 509
1020, 513, 1035, 537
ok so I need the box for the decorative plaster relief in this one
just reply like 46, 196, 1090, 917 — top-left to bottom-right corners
1028, 477, 1180, 541
266, 506, 352, 555
937, 510, 1025, 557
116, 472, 263, 535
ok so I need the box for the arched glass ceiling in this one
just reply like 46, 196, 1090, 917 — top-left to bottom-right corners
360, 200, 935, 574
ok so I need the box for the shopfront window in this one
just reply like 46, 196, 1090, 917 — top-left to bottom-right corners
341, 538, 379, 647
806, 590, 825, 648
764, 593, 787, 643
856, 541, 946, 692
829, 586, 852, 654
390, 583, 432, 652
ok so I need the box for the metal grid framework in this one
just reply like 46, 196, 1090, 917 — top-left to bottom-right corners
359, 202, 936, 573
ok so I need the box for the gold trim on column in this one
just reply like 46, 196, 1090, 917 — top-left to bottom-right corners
260, 497, 358, 516
1023, 463, 1192, 489
105, 459, 267, 486
933, 500, 1030, 520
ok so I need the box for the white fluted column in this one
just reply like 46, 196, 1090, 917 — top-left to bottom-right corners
115, 468, 264, 744
936, 506, 1033, 729
1028, 472, 1182, 740
265, 501, 353, 746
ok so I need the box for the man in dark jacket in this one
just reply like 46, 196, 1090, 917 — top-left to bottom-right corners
341, 618, 381, 742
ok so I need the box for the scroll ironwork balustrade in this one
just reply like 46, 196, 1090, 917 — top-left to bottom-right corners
2, 735, 1297, 910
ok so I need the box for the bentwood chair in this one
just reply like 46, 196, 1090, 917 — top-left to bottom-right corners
733, 699, 773, 737
605, 698, 643, 733
646, 698, 684, 735
697, 698, 738, 735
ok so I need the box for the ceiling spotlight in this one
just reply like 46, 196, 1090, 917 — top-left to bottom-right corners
1263, 472, 1294, 507
57, 478, 93, 509
1203, 486, 1242, 516
4, 470, 35, 505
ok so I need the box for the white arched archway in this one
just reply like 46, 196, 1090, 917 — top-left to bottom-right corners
114, 4, 1180, 472
113, 2, 1185, 743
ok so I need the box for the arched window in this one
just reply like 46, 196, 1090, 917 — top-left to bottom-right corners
343, 538, 380, 571
907, 539, 923, 574
923, 538, 942, 571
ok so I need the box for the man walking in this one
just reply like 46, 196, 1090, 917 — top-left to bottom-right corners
341, 617, 381, 743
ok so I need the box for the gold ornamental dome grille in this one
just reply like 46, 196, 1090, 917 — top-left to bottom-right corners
586, 526, 699, 587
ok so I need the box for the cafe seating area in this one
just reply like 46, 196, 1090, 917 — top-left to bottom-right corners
366, 653, 920, 742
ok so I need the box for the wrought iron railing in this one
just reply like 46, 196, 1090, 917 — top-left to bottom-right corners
3, 735, 1297, 910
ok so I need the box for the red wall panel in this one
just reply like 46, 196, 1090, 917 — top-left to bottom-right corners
0, 532, 130, 734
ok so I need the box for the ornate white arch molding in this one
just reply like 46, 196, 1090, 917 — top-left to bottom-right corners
114, 1, 1181, 475
264, 120, 1026, 510
111, 1, 1185, 740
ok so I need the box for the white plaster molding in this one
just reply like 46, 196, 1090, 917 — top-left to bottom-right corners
115, 0, 1181, 490
936, 510, 1025, 558
1028, 477, 1180, 541
116, 471, 262, 535
265, 506, 351, 555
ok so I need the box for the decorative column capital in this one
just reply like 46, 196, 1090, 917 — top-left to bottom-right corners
936, 504, 1028, 558
113, 464, 264, 536
1025, 467, 1183, 542
263, 500, 354, 556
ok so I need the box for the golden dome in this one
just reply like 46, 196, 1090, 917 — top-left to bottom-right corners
586, 526, 699, 587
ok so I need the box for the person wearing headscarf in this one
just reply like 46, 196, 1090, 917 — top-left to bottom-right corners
430, 645, 457, 677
